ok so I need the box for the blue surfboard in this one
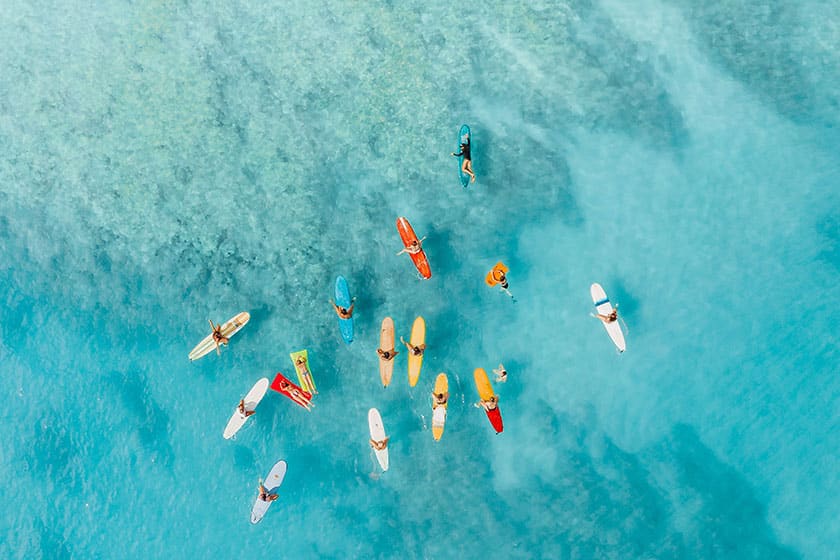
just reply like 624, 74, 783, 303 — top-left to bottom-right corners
457, 124, 471, 188
334, 276, 354, 344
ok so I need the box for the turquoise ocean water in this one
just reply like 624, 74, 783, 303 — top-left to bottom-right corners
1, 1, 838, 558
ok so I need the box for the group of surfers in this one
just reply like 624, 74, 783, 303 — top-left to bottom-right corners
226, 126, 619, 499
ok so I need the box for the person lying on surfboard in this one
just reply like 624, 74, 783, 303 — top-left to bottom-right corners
432, 391, 449, 406
237, 399, 256, 418
493, 364, 508, 383
377, 348, 399, 361
331, 298, 356, 319
369, 437, 389, 450
451, 138, 476, 183
396, 237, 426, 256
258, 481, 279, 502
400, 336, 426, 356
593, 309, 618, 323
475, 395, 499, 411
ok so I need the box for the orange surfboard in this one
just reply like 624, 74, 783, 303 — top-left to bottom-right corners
396, 217, 432, 279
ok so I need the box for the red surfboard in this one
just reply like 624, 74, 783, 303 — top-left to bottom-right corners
484, 406, 503, 433
396, 217, 432, 279
270, 372, 313, 410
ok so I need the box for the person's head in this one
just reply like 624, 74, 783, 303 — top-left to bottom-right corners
280, 380, 289, 388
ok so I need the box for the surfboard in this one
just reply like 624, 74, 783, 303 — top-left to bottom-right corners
432, 373, 448, 441
474, 368, 503, 433
590, 283, 626, 353
223, 378, 269, 439
407, 316, 426, 387
250, 460, 287, 524
368, 408, 389, 472
189, 311, 250, 361
335, 276, 354, 344
270, 372, 313, 410
290, 349, 316, 394
396, 217, 432, 279
457, 124, 471, 188
378, 317, 396, 388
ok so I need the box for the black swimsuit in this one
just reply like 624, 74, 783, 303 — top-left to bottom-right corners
454, 142, 471, 160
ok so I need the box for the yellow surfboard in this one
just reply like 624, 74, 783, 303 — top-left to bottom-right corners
378, 317, 396, 388
431, 373, 448, 441
473, 368, 495, 401
407, 316, 426, 387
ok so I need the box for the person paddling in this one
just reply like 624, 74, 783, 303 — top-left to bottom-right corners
475, 395, 499, 411
369, 436, 389, 450
331, 298, 356, 319
397, 237, 426, 256
593, 308, 618, 323
258, 480, 279, 502
377, 347, 399, 361
238, 399, 256, 418
451, 137, 476, 183
209, 320, 230, 355
400, 336, 426, 356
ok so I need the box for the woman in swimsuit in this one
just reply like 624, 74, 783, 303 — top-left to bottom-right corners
451, 138, 476, 183
594, 309, 618, 323
331, 298, 355, 319
476, 395, 498, 411
238, 399, 256, 418
400, 336, 426, 356
258, 481, 279, 502
369, 436, 389, 450
396, 237, 426, 256
377, 348, 398, 361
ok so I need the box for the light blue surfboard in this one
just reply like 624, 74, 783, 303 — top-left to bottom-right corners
335, 275, 354, 344
457, 124, 471, 188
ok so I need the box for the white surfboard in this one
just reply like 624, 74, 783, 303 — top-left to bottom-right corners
223, 378, 269, 439
432, 406, 446, 434
189, 312, 250, 361
590, 283, 626, 352
251, 460, 287, 524
368, 408, 389, 472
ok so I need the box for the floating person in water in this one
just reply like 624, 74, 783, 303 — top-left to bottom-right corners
377, 347, 399, 361
451, 136, 476, 183
493, 364, 508, 383
369, 436, 389, 450
593, 308, 618, 323
475, 395, 499, 411
257, 480, 279, 502
486, 262, 514, 299
396, 236, 427, 256
238, 399, 256, 418
331, 297, 356, 319
400, 336, 426, 357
